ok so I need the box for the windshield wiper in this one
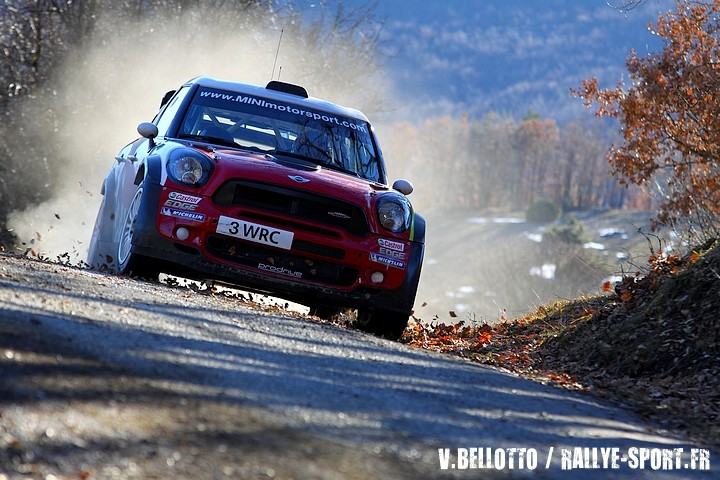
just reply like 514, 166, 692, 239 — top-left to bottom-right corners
177, 133, 239, 149
178, 134, 271, 155
272, 150, 355, 176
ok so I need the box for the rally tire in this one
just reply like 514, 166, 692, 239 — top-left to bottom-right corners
356, 309, 410, 341
116, 186, 160, 281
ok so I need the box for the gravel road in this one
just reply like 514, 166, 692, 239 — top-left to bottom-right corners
0, 254, 713, 479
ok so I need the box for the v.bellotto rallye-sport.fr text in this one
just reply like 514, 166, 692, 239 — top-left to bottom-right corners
87, 77, 425, 340
438, 447, 711, 471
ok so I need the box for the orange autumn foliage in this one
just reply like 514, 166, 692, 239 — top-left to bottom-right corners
575, 0, 720, 229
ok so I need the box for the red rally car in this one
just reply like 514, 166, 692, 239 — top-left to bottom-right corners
88, 77, 425, 339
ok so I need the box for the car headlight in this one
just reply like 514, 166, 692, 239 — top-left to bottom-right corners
376, 194, 412, 233
167, 149, 213, 187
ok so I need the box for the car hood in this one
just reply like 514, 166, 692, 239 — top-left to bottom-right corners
207, 148, 389, 207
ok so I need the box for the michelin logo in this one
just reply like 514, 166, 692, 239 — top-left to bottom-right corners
369, 252, 406, 269
161, 207, 205, 222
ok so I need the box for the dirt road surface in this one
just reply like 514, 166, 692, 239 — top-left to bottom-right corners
0, 255, 713, 479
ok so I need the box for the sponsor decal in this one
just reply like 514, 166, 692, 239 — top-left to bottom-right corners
370, 252, 406, 269
199, 88, 369, 133
378, 247, 406, 260
258, 263, 302, 278
169, 191, 202, 204
216, 215, 294, 250
164, 199, 199, 210
378, 238, 405, 252
160, 207, 205, 222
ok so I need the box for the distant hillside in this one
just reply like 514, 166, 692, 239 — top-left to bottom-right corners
309, 0, 674, 121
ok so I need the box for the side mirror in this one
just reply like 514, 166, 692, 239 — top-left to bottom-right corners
137, 122, 158, 139
392, 179, 414, 196
137, 122, 159, 148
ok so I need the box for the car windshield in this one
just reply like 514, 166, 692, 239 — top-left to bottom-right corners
177, 87, 383, 183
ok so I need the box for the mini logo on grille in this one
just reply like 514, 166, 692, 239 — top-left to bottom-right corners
327, 211, 351, 219
288, 175, 310, 183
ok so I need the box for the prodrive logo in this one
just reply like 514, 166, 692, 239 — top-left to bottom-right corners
258, 263, 303, 278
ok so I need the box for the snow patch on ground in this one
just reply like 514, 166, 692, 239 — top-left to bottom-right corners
446, 285, 477, 299
603, 275, 623, 285
467, 216, 525, 225
529, 264, 556, 280
453, 304, 469, 312
492, 217, 525, 224
583, 242, 606, 250
599, 228, 628, 239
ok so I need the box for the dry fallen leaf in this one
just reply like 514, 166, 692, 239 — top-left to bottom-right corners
689, 251, 700, 265
476, 331, 493, 344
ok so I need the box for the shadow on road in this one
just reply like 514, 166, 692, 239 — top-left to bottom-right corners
0, 281, 674, 448
0, 261, 707, 479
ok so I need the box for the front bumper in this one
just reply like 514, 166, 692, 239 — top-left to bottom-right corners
133, 182, 423, 314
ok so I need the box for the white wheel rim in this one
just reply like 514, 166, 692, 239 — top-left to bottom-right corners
118, 189, 142, 266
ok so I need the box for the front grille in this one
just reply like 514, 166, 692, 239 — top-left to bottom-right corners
213, 180, 369, 236
293, 240, 345, 260
206, 235, 357, 287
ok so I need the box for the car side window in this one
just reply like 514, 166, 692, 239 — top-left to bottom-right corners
155, 86, 190, 137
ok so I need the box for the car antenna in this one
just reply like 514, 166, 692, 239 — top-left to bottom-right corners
278, 66, 283, 81
271, 27, 284, 81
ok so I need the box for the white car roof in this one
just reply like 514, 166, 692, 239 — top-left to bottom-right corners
188, 76, 370, 123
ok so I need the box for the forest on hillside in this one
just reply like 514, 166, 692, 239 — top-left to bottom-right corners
0, 2, 640, 249
383, 115, 647, 213
1, 0, 718, 252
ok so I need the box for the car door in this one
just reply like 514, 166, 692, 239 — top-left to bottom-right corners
111, 86, 191, 236
87, 138, 151, 268
88, 86, 192, 267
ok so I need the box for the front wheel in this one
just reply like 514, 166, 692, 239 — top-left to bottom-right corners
116, 186, 160, 280
356, 309, 410, 341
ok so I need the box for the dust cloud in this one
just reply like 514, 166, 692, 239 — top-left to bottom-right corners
4, 6, 637, 324
7, 6, 390, 262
